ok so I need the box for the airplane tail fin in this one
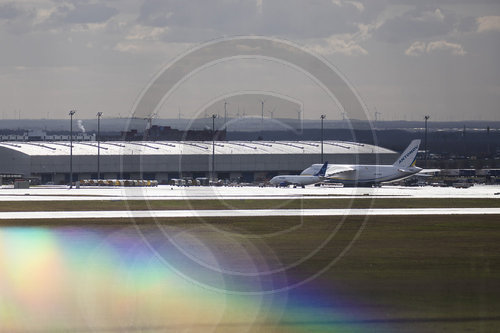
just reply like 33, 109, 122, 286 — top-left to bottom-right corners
315, 162, 328, 177
392, 140, 421, 168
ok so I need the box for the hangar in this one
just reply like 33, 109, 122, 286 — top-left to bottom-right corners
0, 140, 397, 184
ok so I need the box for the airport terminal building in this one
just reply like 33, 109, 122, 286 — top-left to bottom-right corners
0, 140, 397, 184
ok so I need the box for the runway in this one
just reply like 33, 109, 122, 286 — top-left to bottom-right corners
1, 207, 499, 220
0, 184, 499, 201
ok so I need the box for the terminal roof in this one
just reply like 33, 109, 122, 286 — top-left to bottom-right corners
0, 141, 394, 156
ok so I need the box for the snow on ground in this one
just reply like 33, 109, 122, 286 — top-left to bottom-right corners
0, 184, 499, 201
0, 208, 499, 220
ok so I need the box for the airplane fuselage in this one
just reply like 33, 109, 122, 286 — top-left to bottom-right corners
270, 140, 423, 188
270, 161, 329, 187
269, 175, 322, 187
302, 164, 422, 186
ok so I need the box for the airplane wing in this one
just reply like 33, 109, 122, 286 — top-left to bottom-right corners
325, 165, 356, 177
419, 169, 441, 174
414, 169, 441, 177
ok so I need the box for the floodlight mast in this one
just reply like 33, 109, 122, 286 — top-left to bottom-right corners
320, 114, 326, 163
212, 114, 217, 181
261, 100, 264, 129
97, 112, 103, 182
224, 100, 228, 129
69, 110, 76, 188
424, 115, 430, 168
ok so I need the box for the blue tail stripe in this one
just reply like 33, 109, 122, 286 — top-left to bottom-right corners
315, 162, 328, 177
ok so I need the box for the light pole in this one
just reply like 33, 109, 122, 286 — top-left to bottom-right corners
261, 100, 264, 129
463, 124, 467, 157
320, 114, 326, 163
224, 100, 228, 130
212, 114, 217, 181
97, 112, 103, 181
297, 107, 303, 132
69, 110, 76, 188
487, 125, 491, 156
424, 115, 430, 168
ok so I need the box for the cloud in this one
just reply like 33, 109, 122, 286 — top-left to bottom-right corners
125, 25, 169, 41
138, 0, 257, 29
0, 2, 38, 34
308, 23, 373, 56
427, 40, 465, 55
477, 16, 500, 33
0, 2, 24, 20
405, 41, 426, 56
375, 7, 456, 43
331, 0, 365, 12
405, 40, 465, 56
310, 34, 368, 56
138, 0, 363, 40
0, 1, 121, 35
113, 41, 141, 53
50, 2, 118, 24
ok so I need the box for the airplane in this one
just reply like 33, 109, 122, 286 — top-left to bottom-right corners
300, 139, 431, 187
270, 161, 329, 188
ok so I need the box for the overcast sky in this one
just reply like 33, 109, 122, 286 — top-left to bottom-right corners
0, 0, 499, 122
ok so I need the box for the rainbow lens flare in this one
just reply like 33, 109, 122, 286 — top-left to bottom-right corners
1, 226, 376, 332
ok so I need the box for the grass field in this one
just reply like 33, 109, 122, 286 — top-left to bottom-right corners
2, 213, 499, 331
0, 197, 499, 212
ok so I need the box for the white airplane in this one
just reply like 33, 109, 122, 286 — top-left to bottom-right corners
301, 139, 429, 187
270, 162, 329, 188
